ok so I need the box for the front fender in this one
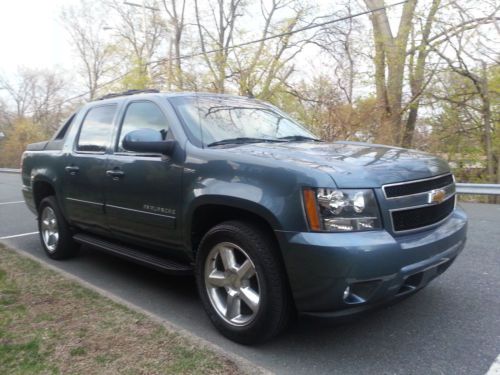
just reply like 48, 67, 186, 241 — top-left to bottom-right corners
182, 171, 308, 236
185, 193, 282, 234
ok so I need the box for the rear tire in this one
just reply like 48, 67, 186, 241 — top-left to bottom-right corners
38, 196, 78, 260
195, 220, 293, 344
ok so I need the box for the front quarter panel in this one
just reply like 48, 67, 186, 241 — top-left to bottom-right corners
182, 142, 334, 247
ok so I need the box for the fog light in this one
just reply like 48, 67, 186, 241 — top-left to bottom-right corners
343, 286, 351, 300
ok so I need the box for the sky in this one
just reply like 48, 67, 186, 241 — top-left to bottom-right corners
0, 0, 341, 77
2, 0, 480, 96
0, 0, 78, 75
1, 0, 491, 78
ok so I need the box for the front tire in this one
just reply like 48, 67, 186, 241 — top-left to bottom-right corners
38, 196, 78, 260
196, 221, 293, 344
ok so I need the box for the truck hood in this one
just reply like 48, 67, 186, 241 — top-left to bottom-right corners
223, 141, 450, 188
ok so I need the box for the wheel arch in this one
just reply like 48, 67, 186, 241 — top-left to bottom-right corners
186, 196, 282, 256
32, 178, 56, 212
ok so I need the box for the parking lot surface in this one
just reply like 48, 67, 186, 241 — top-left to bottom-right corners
1, 171, 499, 374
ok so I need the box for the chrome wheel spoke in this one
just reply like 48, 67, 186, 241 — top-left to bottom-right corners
237, 259, 255, 280
205, 241, 261, 326
219, 246, 236, 271
41, 207, 58, 252
225, 292, 241, 320
207, 270, 229, 288
239, 286, 259, 312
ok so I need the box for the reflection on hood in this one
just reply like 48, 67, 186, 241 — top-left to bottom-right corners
222, 141, 450, 188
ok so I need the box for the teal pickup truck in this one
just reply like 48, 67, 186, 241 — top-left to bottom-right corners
21, 90, 467, 344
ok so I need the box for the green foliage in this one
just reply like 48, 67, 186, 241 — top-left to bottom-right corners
118, 58, 151, 91
268, 76, 381, 143
428, 65, 499, 183
488, 64, 500, 155
0, 118, 48, 168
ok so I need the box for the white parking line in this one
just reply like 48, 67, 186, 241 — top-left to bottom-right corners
486, 354, 500, 375
0, 231, 39, 240
0, 200, 24, 205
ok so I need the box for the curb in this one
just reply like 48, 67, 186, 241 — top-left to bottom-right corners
0, 168, 21, 174
1, 243, 273, 375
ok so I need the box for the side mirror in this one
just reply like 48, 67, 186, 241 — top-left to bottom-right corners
122, 129, 175, 155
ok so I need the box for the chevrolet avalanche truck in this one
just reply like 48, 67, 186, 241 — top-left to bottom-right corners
21, 90, 468, 344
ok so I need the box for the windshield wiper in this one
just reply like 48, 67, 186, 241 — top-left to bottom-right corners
278, 135, 322, 142
207, 137, 286, 147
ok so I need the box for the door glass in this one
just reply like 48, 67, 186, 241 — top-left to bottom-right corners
77, 105, 117, 152
117, 101, 169, 152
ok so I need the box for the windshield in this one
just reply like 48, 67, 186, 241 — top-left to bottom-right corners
169, 96, 318, 147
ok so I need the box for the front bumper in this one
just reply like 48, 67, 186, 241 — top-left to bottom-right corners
276, 206, 467, 314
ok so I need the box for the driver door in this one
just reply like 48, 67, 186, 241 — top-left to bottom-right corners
104, 100, 183, 251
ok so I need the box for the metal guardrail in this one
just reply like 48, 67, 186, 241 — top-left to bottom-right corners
0, 168, 21, 174
455, 183, 500, 195
0, 168, 498, 195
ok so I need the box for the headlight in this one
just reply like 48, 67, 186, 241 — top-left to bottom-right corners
303, 188, 381, 232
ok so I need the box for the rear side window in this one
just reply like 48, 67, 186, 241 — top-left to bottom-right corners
54, 113, 76, 140
117, 101, 169, 152
77, 105, 117, 152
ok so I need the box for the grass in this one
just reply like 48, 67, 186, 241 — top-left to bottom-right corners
0, 245, 240, 375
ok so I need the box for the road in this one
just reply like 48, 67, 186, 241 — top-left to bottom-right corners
1, 171, 499, 375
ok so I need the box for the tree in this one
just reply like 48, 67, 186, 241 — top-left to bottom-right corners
233, 0, 311, 101
283, 75, 381, 143
0, 68, 38, 118
0, 118, 47, 168
106, 0, 167, 88
314, 2, 364, 105
61, 0, 118, 99
305, 1, 369, 138
364, 0, 418, 145
0, 98, 11, 133
194, 0, 245, 93
0, 68, 69, 132
162, 0, 187, 89
364, 0, 498, 147
431, 33, 499, 190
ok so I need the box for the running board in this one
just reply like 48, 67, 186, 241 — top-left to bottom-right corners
73, 233, 193, 275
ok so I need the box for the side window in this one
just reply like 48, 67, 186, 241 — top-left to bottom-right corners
76, 105, 117, 152
54, 113, 76, 140
117, 101, 169, 152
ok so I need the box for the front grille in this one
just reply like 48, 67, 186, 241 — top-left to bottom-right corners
384, 174, 454, 198
392, 196, 455, 232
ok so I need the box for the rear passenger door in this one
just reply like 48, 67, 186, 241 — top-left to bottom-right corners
104, 100, 183, 253
63, 104, 117, 234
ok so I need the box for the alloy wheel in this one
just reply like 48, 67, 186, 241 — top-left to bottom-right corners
40, 206, 59, 252
204, 242, 261, 326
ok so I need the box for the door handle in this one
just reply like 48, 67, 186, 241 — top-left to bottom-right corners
106, 169, 125, 180
65, 165, 80, 175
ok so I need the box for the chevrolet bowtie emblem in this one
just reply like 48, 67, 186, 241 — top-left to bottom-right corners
428, 189, 446, 204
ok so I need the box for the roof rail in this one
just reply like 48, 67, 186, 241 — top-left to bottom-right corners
98, 89, 160, 100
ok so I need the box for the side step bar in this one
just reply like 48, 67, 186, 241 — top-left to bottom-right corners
73, 233, 193, 275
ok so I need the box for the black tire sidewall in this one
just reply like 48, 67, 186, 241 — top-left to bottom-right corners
196, 221, 290, 344
38, 196, 77, 259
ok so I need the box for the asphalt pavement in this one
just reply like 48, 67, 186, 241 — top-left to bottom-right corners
1, 171, 499, 375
